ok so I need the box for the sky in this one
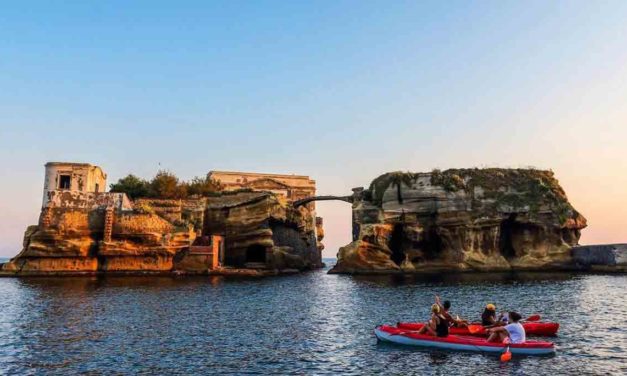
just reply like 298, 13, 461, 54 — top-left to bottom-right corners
1, 1, 627, 258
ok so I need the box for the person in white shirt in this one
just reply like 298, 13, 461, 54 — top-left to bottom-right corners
486, 311, 526, 344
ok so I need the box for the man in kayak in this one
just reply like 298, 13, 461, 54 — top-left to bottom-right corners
436, 296, 469, 328
417, 304, 449, 337
486, 311, 526, 344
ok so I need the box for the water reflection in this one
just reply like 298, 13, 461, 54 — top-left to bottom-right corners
351, 271, 578, 287
0, 264, 625, 374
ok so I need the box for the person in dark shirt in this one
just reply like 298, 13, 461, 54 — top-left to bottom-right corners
481, 304, 508, 327
482, 304, 498, 326
436, 296, 469, 328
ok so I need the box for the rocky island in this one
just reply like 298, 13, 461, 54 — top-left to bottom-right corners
330, 168, 626, 274
2, 164, 625, 277
0, 163, 324, 276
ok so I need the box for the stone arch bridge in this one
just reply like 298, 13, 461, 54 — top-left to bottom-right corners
293, 195, 355, 208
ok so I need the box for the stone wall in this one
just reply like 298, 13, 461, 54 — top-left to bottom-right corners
571, 244, 627, 271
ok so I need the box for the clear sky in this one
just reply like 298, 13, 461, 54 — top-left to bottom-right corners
1, 1, 627, 258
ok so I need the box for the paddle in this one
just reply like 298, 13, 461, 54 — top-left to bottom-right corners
500, 338, 512, 362
500, 346, 512, 362
467, 325, 484, 334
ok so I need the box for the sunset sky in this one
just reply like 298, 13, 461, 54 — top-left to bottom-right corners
1, 1, 627, 258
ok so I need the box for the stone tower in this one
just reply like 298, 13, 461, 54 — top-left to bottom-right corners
42, 162, 107, 207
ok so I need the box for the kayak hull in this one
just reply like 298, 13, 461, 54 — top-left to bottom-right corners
397, 321, 559, 336
375, 325, 555, 355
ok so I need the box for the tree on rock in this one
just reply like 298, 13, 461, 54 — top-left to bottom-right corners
187, 175, 224, 197
149, 170, 187, 199
109, 174, 150, 199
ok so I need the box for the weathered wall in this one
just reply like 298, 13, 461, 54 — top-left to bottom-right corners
43, 162, 107, 206
204, 192, 323, 271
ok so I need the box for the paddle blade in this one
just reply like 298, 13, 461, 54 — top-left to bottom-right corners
467, 325, 484, 334
500, 348, 512, 362
526, 314, 541, 322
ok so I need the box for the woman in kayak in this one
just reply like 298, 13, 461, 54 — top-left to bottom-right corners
486, 311, 526, 344
417, 304, 449, 337
481, 304, 498, 326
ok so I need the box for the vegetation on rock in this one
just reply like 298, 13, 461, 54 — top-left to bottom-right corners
368, 171, 417, 205
110, 170, 224, 200
109, 174, 150, 199
429, 168, 576, 222
148, 170, 188, 199
187, 175, 224, 197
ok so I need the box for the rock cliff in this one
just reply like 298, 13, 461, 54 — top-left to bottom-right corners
330, 168, 588, 274
1, 191, 322, 276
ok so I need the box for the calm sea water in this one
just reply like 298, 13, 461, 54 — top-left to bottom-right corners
0, 259, 626, 375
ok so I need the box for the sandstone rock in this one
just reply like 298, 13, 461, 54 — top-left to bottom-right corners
2, 257, 98, 274
99, 255, 173, 272
6, 189, 323, 275
204, 192, 322, 271
331, 168, 588, 274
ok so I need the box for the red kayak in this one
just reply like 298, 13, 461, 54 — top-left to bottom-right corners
397, 321, 559, 336
375, 325, 555, 355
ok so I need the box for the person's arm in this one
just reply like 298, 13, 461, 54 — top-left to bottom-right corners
435, 295, 444, 310
487, 326, 507, 334
442, 311, 455, 326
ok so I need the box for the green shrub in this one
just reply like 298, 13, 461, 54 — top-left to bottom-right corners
109, 174, 150, 199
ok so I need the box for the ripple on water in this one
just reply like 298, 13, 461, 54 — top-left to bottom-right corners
0, 263, 626, 375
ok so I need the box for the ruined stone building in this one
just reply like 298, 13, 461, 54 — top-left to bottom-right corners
1, 162, 323, 275
207, 171, 316, 209
43, 162, 108, 206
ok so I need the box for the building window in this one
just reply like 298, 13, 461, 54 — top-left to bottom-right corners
95, 183, 100, 193
59, 175, 71, 190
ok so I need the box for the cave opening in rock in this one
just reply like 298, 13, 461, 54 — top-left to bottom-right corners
246, 244, 267, 263
389, 224, 406, 266
499, 214, 517, 259
423, 226, 443, 260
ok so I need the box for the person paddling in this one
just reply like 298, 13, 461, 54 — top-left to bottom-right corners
436, 295, 469, 328
486, 311, 526, 343
417, 304, 449, 337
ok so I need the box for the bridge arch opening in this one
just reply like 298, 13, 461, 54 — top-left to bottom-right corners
313, 200, 354, 262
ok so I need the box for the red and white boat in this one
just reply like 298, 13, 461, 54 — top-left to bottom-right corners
396, 321, 560, 337
375, 325, 556, 355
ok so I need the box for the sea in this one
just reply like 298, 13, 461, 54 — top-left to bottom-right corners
0, 259, 625, 375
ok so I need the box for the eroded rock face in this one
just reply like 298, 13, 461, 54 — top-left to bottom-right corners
330, 169, 588, 274
203, 192, 322, 271
2, 191, 322, 275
